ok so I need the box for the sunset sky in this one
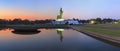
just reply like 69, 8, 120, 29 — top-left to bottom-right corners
0, 0, 120, 20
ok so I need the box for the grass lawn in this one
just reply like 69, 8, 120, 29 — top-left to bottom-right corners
71, 24, 120, 37
85, 24, 120, 28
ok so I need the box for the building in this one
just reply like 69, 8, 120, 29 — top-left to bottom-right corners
52, 19, 80, 25
65, 20, 80, 25
52, 21, 66, 25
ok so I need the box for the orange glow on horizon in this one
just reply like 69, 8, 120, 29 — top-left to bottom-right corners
0, 9, 55, 20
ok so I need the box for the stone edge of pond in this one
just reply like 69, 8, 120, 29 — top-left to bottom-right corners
71, 27, 120, 44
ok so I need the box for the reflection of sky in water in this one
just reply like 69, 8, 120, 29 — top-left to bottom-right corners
0, 29, 119, 51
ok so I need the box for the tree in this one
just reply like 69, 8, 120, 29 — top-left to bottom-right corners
102, 18, 113, 24
22, 19, 30, 25
12, 18, 22, 24
96, 18, 102, 24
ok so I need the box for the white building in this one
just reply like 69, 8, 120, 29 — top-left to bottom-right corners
52, 19, 66, 24
52, 19, 80, 25
66, 20, 80, 25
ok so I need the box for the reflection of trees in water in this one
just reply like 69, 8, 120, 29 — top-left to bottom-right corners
0, 27, 8, 31
11, 30, 40, 35
57, 29, 64, 42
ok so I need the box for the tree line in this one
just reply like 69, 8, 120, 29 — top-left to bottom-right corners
0, 18, 119, 25
73, 18, 119, 24
0, 18, 55, 25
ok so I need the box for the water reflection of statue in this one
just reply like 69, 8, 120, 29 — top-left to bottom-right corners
56, 29, 64, 42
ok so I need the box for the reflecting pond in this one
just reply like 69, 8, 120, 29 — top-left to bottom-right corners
0, 28, 120, 51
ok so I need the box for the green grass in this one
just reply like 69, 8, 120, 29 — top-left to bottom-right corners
87, 24, 120, 28
72, 26, 120, 37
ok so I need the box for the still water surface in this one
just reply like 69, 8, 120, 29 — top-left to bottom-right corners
0, 29, 120, 51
